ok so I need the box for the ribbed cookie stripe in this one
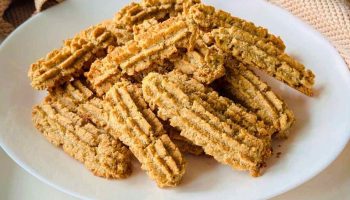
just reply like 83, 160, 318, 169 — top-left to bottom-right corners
224, 61, 295, 138
104, 82, 185, 187
164, 71, 273, 139
50, 80, 94, 111
144, 77, 252, 163
147, 73, 266, 153
115, 18, 192, 75
28, 25, 115, 90
142, 72, 271, 176
117, 84, 165, 136
32, 100, 131, 179
187, 4, 285, 50
210, 27, 315, 96
237, 65, 295, 136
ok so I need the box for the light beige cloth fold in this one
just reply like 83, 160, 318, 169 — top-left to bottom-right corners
0, 0, 349, 68
0, 0, 62, 37
268, 0, 350, 68
0, 0, 13, 36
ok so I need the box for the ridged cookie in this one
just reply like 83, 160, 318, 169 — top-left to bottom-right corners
28, 24, 116, 90
222, 59, 295, 138
32, 97, 132, 179
79, 81, 186, 187
207, 27, 315, 96
187, 4, 285, 50
142, 71, 272, 176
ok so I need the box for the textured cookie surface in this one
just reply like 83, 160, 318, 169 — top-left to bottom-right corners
174, 38, 225, 84
29, 24, 116, 90
80, 81, 186, 187
32, 96, 132, 179
142, 71, 272, 176
87, 16, 197, 96
165, 124, 204, 156
187, 4, 285, 50
29, 0, 199, 91
207, 27, 315, 96
222, 59, 295, 138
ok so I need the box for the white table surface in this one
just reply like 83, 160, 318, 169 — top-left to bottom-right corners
1, 141, 349, 200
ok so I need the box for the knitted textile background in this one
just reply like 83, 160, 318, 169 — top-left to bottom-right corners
0, 0, 62, 36
269, 0, 350, 68
0, 0, 349, 68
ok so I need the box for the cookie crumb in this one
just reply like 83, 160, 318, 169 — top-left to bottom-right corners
276, 152, 282, 158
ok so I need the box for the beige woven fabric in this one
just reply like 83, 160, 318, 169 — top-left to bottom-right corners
0, 0, 13, 36
268, 0, 350, 68
0, 0, 61, 37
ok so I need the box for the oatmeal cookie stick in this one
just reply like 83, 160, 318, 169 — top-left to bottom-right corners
142, 71, 272, 176
79, 82, 185, 187
29, 23, 116, 90
222, 59, 295, 138
187, 4, 285, 50
207, 27, 315, 96
32, 97, 132, 179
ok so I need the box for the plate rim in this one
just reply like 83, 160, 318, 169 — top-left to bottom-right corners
0, 0, 350, 199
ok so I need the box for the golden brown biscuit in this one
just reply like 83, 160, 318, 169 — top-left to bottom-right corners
187, 4, 285, 50
79, 81, 186, 187
28, 24, 116, 90
86, 16, 198, 96
142, 71, 272, 176
222, 59, 295, 138
32, 97, 132, 179
206, 27, 315, 96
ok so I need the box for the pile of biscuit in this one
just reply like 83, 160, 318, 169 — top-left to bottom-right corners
28, 0, 315, 188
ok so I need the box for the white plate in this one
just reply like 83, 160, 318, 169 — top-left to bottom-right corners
1, 0, 350, 199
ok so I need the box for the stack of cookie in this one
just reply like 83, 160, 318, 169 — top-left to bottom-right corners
28, 0, 315, 188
